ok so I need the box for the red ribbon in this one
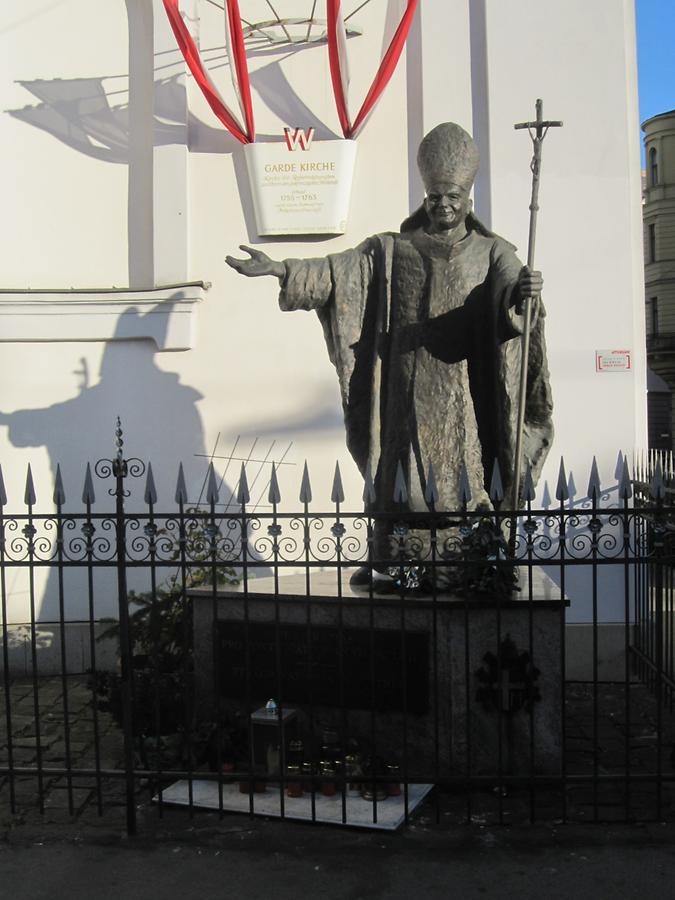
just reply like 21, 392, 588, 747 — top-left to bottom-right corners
327, 0, 419, 139
326, 0, 351, 139
162, 0, 254, 144
224, 0, 255, 141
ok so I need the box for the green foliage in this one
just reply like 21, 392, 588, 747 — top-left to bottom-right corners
94, 516, 240, 745
100, 516, 239, 662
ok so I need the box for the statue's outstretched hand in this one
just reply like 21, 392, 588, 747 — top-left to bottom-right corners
225, 245, 286, 280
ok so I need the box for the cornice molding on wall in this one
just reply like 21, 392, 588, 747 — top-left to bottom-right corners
0, 283, 209, 351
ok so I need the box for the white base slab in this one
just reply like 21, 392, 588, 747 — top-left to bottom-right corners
154, 780, 433, 831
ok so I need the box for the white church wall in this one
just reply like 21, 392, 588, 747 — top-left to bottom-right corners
0, 0, 646, 626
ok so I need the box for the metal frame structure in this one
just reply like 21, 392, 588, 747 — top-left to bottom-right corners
205, 0, 367, 45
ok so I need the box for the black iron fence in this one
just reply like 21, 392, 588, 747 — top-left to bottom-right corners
633, 452, 675, 711
1, 442, 675, 834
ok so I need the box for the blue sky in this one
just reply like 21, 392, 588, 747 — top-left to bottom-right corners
636, 0, 675, 123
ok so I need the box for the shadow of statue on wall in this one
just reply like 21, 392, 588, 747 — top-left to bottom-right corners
0, 306, 217, 621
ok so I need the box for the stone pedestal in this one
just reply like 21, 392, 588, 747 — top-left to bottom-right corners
191, 569, 566, 779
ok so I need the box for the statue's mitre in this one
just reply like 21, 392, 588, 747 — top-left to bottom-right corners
417, 122, 479, 192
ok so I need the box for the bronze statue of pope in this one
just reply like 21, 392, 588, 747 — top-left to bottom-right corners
227, 122, 553, 586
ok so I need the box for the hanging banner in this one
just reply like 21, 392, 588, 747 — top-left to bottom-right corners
244, 136, 358, 236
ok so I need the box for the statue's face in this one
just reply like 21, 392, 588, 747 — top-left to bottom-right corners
423, 181, 472, 233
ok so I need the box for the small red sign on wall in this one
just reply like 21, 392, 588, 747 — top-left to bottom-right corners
595, 349, 632, 372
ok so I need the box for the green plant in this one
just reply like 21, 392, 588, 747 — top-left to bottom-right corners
94, 516, 240, 755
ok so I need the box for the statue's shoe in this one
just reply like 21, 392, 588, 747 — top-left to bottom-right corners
348, 566, 392, 588
348, 566, 371, 586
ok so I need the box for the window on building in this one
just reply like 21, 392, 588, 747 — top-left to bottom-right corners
648, 223, 657, 262
649, 147, 659, 186
648, 296, 659, 336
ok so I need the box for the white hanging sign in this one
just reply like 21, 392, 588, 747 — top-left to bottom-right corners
595, 349, 632, 372
244, 132, 358, 236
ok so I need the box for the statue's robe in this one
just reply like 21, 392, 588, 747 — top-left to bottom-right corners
279, 222, 553, 536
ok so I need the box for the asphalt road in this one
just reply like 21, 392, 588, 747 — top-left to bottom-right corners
2, 817, 674, 900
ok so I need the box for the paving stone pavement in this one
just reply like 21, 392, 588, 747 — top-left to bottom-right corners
0, 675, 128, 831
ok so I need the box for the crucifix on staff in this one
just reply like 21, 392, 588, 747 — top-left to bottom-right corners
511, 99, 564, 512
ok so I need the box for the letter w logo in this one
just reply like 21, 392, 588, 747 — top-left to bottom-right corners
284, 127, 315, 151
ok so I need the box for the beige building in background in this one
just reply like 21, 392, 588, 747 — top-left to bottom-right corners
643, 109, 675, 448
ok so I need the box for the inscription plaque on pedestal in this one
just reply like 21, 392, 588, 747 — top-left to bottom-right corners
218, 621, 429, 715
